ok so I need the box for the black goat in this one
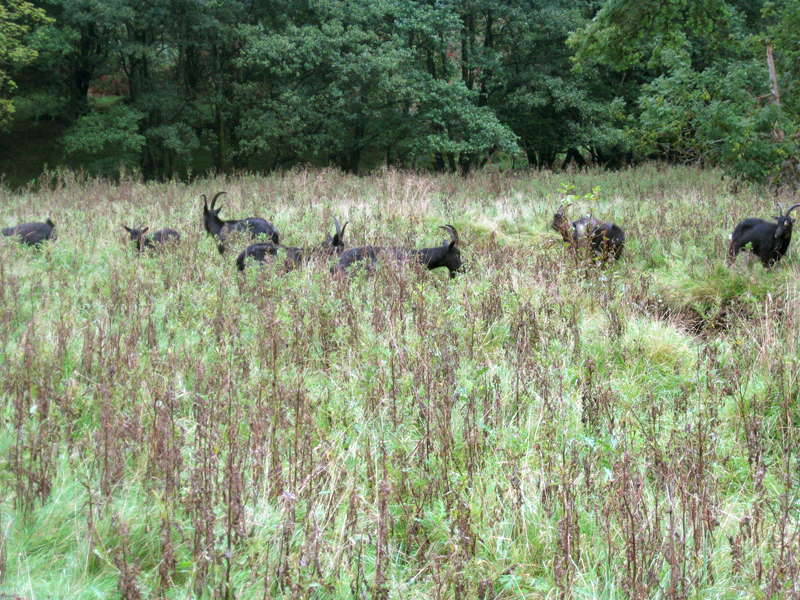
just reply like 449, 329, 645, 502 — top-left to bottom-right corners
2, 219, 57, 246
202, 191, 280, 253
236, 217, 348, 271
551, 204, 624, 262
728, 202, 800, 268
122, 224, 181, 252
334, 224, 463, 279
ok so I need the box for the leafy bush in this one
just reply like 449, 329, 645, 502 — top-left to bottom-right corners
61, 104, 145, 176
638, 59, 796, 183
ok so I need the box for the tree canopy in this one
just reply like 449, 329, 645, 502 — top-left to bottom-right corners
0, 0, 52, 124
1, 0, 797, 183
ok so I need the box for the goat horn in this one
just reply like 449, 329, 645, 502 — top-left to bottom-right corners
786, 203, 800, 216
210, 191, 227, 210
777, 202, 784, 216
334, 216, 342, 239
200, 193, 208, 209
439, 224, 459, 246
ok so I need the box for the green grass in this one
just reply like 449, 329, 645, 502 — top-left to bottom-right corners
1, 164, 800, 598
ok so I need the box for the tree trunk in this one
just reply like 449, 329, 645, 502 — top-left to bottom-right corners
766, 44, 784, 141
766, 44, 780, 106
562, 148, 587, 171
68, 23, 101, 118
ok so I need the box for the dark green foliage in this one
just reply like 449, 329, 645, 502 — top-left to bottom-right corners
2, 0, 800, 183
637, 59, 795, 181
0, 0, 52, 125
569, 0, 734, 70
569, 0, 799, 183
235, 0, 520, 173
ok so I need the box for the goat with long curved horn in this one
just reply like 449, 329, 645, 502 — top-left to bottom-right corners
202, 191, 280, 253
334, 223, 464, 279
729, 201, 800, 268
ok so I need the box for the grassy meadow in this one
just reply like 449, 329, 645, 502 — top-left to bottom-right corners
1, 165, 799, 599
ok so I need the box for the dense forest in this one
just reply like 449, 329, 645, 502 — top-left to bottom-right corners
1, 0, 798, 184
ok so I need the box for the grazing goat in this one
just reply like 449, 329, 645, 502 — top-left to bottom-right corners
728, 202, 800, 268
2, 219, 57, 246
551, 204, 624, 262
122, 224, 181, 252
236, 217, 348, 271
202, 191, 280, 253
334, 224, 463, 279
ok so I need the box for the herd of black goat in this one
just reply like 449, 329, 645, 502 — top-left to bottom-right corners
3, 193, 800, 273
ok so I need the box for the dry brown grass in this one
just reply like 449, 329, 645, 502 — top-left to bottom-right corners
1, 165, 799, 598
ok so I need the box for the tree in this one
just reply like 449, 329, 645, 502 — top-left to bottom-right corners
486, 0, 635, 169
27, 0, 111, 119
395, 0, 519, 173
0, 0, 52, 125
569, 0, 797, 182
236, 0, 519, 174
36, 0, 264, 179
11, 0, 792, 182
568, 0, 733, 71
763, 0, 800, 122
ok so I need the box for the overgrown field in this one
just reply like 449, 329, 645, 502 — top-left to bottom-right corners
1, 166, 799, 599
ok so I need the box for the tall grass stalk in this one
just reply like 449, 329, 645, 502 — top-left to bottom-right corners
1, 165, 799, 598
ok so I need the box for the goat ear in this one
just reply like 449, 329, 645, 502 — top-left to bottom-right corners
122, 225, 132, 233
141, 227, 149, 234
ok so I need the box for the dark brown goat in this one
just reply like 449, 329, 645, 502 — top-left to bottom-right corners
122, 224, 181, 252
202, 191, 280, 253
236, 217, 348, 271
551, 204, 624, 262
334, 224, 464, 279
2, 219, 57, 246
728, 202, 800, 268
